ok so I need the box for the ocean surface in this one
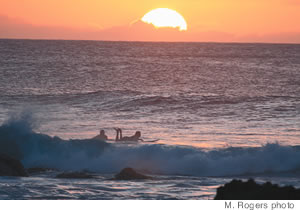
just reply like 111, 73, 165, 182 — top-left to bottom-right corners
0, 39, 300, 199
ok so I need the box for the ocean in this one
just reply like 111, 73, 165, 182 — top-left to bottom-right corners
0, 39, 300, 199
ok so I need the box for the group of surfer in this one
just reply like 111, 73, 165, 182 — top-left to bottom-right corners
93, 128, 143, 142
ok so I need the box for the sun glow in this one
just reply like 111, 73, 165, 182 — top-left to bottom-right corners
141, 8, 187, 31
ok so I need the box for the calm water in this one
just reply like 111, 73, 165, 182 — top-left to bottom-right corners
0, 39, 300, 199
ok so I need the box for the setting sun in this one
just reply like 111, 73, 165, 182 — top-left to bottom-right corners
141, 8, 187, 31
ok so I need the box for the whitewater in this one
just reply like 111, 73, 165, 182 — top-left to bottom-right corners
0, 40, 300, 199
1, 112, 300, 176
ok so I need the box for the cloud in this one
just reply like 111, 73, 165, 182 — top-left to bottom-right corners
0, 15, 236, 42
237, 33, 300, 44
0, 15, 299, 43
0, 15, 101, 40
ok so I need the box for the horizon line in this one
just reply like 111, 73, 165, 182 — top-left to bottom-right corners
1, 38, 300, 45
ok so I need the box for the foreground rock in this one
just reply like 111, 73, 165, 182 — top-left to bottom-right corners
114, 168, 151, 180
0, 154, 28, 177
215, 179, 300, 200
56, 171, 95, 179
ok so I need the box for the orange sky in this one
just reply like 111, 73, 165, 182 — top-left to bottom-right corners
0, 0, 300, 43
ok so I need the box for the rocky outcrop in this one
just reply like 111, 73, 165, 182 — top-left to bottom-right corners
215, 179, 300, 200
56, 171, 95, 179
0, 154, 28, 177
114, 168, 151, 180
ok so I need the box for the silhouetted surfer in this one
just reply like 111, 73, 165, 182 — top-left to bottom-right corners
114, 128, 143, 142
93, 129, 108, 140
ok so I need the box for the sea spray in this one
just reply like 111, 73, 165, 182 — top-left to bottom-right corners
1, 115, 300, 176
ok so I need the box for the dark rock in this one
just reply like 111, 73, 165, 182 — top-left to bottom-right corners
114, 168, 151, 180
0, 154, 28, 177
27, 167, 55, 174
56, 171, 95, 179
215, 179, 300, 200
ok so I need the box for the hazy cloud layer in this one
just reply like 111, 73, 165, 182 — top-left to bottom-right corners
1, 15, 299, 43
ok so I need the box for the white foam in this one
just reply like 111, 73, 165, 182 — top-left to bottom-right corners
1, 115, 300, 176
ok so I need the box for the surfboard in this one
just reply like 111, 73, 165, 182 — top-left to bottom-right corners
106, 139, 159, 143
142, 139, 159, 143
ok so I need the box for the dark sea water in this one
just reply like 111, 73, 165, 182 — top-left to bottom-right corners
0, 39, 300, 199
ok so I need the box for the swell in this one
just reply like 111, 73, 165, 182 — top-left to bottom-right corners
1, 115, 300, 177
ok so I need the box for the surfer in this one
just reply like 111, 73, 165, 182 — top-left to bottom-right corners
93, 129, 108, 140
114, 128, 143, 142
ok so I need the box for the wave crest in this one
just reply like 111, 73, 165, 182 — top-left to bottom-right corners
1, 116, 300, 176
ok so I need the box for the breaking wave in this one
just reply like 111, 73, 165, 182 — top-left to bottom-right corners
1, 113, 300, 177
